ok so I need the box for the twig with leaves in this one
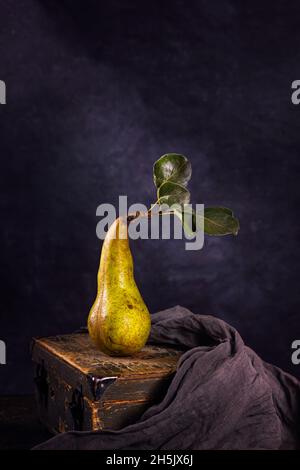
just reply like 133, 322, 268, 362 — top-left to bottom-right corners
129, 153, 239, 238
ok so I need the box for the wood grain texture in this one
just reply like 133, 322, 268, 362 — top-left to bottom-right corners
34, 333, 181, 378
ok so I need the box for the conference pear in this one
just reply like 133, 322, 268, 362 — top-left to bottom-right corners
88, 216, 151, 356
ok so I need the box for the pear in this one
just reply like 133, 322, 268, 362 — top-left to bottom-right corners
88, 216, 151, 356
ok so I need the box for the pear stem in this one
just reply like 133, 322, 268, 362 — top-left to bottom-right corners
127, 211, 150, 224
127, 209, 174, 225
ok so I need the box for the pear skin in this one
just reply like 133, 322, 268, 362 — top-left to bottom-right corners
88, 216, 151, 356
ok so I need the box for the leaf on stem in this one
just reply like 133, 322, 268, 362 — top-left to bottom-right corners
204, 207, 240, 236
153, 153, 192, 189
153, 153, 240, 237
173, 205, 202, 238
158, 181, 190, 206
173, 206, 239, 237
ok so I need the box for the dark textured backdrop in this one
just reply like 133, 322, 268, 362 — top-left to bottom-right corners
0, 0, 300, 394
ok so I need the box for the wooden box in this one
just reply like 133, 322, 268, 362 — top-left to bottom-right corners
31, 331, 182, 434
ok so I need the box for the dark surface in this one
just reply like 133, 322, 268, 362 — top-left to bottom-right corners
35, 306, 300, 450
0, 395, 52, 450
1, 0, 300, 395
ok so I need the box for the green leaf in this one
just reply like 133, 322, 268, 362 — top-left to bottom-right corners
152, 153, 240, 238
173, 205, 239, 237
204, 207, 239, 236
158, 181, 190, 206
173, 205, 203, 238
153, 153, 192, 189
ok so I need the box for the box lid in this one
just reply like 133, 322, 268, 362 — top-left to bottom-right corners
32, 332, 183, 402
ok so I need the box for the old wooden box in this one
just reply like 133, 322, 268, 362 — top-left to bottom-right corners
31, 331, 182, 434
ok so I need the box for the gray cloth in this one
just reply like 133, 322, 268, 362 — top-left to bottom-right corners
34, 306, 300, 450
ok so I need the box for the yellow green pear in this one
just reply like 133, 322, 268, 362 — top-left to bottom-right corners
88, 216, 151, 356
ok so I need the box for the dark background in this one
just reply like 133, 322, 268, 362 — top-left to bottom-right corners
0, 0, 300, 394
